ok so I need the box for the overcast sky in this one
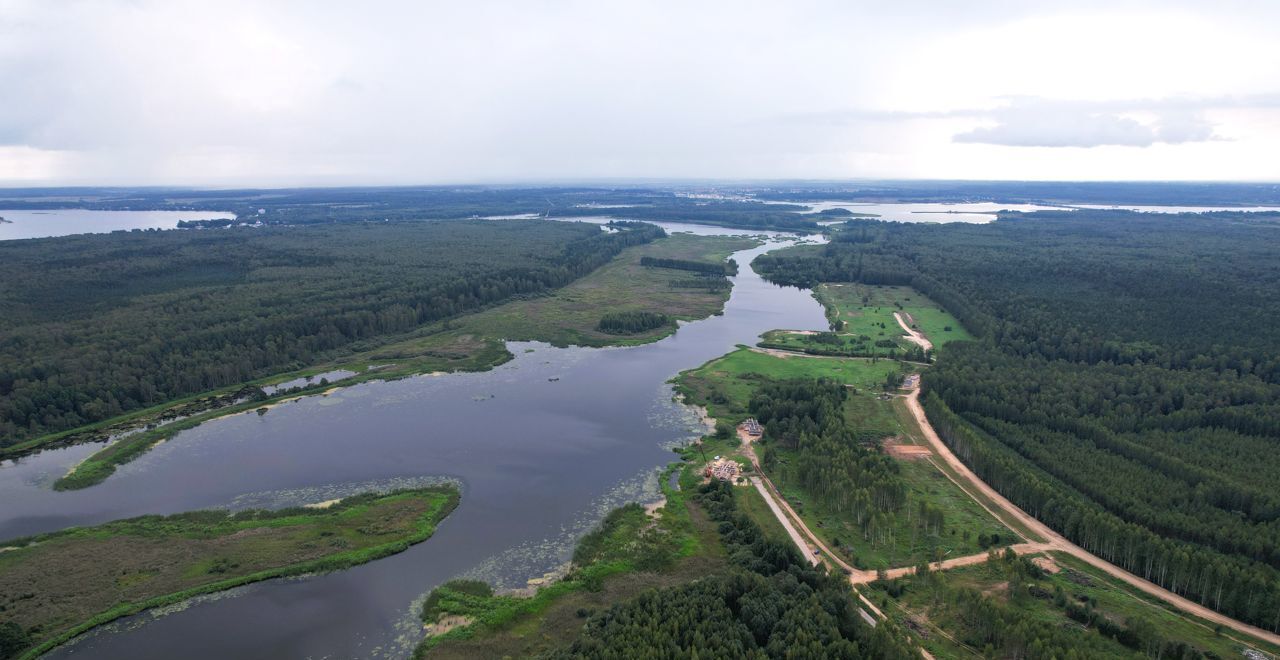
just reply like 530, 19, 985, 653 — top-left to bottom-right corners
2, 0, 1279, 185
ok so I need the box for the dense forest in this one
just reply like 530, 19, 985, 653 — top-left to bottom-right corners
0, 220, 663, 444
754, 210, 1280, 630
548, 480, 918, 659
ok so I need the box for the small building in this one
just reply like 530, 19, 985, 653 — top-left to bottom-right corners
706, 458, 740, 482
739, 418, 763, 437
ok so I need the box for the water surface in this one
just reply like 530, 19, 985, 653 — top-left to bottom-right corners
2, 227, 828, 659
0, 209, 237, 240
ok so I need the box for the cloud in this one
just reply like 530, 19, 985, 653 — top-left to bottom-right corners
1, 1, 1278, 183
951, 98, 1220, 148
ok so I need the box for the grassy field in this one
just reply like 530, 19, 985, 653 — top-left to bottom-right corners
797, 283, 973, 351
824, 283, 972, 343
43, 233, 758, 490
0, 487, 459, 660
878, 551, 1280, 660
441, 233, 758, 348
674, 346, 915, 427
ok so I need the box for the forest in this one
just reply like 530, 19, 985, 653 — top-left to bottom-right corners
750, 379, 908, 539
753, 209, 1280, 630
640, 255, 737, 275
0, 219, 663, 444
596, 310, 673, 335
0, 186, 819, 231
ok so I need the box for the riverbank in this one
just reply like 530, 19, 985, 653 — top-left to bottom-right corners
415, 463, 719, 658
0, 486, 459, 660
27, 233, 762, 491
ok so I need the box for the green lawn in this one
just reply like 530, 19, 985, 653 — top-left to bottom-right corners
815, 283, 973, 347
675, 346, 915, 426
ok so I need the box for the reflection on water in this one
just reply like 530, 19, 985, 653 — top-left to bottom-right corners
7, 228, 828, 659
260, 370, 358, 396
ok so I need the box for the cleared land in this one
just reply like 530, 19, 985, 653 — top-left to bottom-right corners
819, 283, 972, 346
0, 487, 459, 660
760, 284, 970, 358
674, 348, 1013, 570
771, 449, 1015, 570
880, 551, 1280, 660
674, 345, 914, 427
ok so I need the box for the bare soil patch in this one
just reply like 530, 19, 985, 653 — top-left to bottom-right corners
884, 438, 932, 460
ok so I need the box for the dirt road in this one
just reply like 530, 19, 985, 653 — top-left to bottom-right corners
720, 362, 1279, 650
894, 312, 932, 351
903, 388, 1280, 647
750, 477, 820, 567
854, 543, 1053, 583
739, 429, 872, 580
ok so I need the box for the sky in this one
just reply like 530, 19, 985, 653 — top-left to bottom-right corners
1, 0, 1279, 185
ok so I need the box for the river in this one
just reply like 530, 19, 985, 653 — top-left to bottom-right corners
1, 225, 828, 659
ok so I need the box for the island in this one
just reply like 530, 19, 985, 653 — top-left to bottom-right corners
0, 486, 459, 660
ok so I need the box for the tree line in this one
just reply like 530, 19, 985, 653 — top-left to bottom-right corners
640, 255, 736, 275
596, 311, 673, 335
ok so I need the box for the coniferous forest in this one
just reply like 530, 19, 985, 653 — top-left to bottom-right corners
0, 220, 663, 444
754, 210, 1280, 630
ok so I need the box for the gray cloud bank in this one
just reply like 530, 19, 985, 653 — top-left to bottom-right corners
1, 1, 1279, 182
952, 99, 1222, 148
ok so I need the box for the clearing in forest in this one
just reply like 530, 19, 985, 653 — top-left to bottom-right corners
759, 284, 971, 358
674, 348, 1013, 571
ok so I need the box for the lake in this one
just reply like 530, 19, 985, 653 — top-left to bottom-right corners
771, 200, 1280, 224
788, 200, 1063, 223
0, 209, 237, 241
0, 225, 828, 659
